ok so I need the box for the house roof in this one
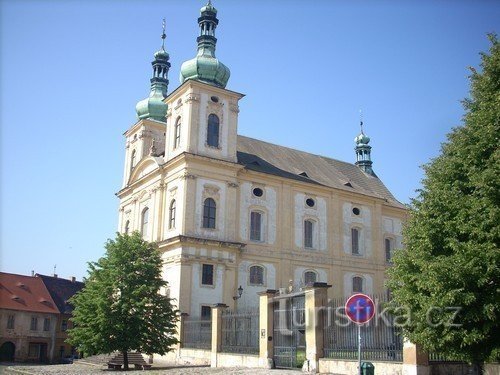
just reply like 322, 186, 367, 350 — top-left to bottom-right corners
236, 135, 404, 209
37, 274, 84, 314
0, 272, 58, 314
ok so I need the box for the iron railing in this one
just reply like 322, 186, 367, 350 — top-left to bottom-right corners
323, 294, 403, 362
220, 309, 259, 354
182, 317, 212, 350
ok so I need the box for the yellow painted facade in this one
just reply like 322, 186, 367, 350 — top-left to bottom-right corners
116, 78, 406, 317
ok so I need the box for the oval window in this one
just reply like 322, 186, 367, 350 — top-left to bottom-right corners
211, 96, 219, 103
352, 207, 360, 215
252, 187, 263, 197
306, 198, 315, 207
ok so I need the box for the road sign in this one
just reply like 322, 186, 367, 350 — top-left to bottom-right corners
345, 293, 375, 324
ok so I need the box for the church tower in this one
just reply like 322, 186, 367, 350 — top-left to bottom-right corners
121, 22, 170, 187
354, 120, 374, 176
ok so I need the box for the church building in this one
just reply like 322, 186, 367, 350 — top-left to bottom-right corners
116, 2, 406, 317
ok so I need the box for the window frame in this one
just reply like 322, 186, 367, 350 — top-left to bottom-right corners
169, 199, 176, 229
351, 227, 361, 255
141, 207, 149, 237
30, 317, 38, 331
250, 211, 263, 242
385, 237, 393, 263
174, 117, 181, 149
202, 198, 216, 229
124, 220, 130, 235
352, 276, 364, 293
206, 114, 220, 148
249, 265, 265, 286
304, 219, 315, 248
61, 319, 68, 332
304, 270, 318, 285
7, 314, 14, 329
130, 149, 137, 173
201, 264, 215, 286
201, 305, 212, 320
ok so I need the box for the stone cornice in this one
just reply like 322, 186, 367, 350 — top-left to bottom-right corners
159, 235, 246, 250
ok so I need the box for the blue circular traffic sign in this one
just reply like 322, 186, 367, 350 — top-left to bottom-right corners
345, 293, 375, 324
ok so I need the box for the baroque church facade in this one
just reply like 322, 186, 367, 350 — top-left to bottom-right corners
116, 2, 405, 317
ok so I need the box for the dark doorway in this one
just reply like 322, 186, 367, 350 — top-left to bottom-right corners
0, 341, 15, 361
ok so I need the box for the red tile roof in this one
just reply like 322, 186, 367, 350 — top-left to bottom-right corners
0, 272, 58, 314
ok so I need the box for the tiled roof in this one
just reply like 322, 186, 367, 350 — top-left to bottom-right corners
237, 135, 404, 209
0, 272, 58, 314
37, 274, 84, 314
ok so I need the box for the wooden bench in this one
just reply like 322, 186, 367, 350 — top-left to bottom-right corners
107, 352, 151, 370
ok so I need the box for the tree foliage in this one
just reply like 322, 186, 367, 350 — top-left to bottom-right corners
387, 35, 499, 364
68, 232, 178, 369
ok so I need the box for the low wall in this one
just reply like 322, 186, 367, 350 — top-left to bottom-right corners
430, 363, 500, 375
153, 348, 211, 366
216, 352, 260, 368
319, 358, 403, 375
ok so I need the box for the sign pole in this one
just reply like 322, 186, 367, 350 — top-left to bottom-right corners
358, 323, 361, 375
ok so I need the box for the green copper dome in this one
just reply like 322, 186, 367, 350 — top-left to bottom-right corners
354, 132, 370, 145
136, 24, 171, 122
180, 1, 230, 88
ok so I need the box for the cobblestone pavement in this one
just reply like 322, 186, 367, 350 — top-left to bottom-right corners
4, 363, 308, 375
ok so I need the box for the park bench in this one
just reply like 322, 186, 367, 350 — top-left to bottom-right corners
107, 352, 151, 370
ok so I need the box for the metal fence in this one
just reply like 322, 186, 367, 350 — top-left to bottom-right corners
182, 317, 212, 350
323, 294, 403, 362
428, 352, 465, 363
220, 309, 259, 354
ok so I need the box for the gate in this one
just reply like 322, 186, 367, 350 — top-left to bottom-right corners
273, 292, 305, 369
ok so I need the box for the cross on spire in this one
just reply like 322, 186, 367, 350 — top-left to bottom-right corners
161, 18, 166, 50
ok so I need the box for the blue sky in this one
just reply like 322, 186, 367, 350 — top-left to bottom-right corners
1, 0, 498, 281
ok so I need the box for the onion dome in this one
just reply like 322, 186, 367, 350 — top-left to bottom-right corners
179, 1, 230, 88
354, 132, 370, 145
354, 120, 375, 176
136, 20, 170, 122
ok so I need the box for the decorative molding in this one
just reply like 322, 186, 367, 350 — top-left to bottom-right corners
184, 93, 199, 103
180, 172, 197, 180
159, 235, 246, 250
169, 186, 178, 197
229, 103, 240, 113
174, 98, 183, 111
227, 181, 239, 188
166, 108, 173, 118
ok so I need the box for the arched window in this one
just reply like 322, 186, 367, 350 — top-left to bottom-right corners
351, 227, 360, 255
130, 149, 137, 172
250, 211, 262, 241
249, 265, 264, 285
174, 117, 181, 149
352, 276, 363, 293
124, 220, 130, 234
169, 200, 176, 229
141, 208, 149, 237
203, 198, 216, 229
304, 270, 317, 285
304, 220, 314, 248
385, 238, 393, 262
207, 114, 220, 147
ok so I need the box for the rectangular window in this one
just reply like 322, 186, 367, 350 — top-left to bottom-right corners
30, 317, 38, 331
385, 238, 393, 262
351, 228, 360, 255
201, 264, 214, 286
250, 211, 262, 241
353, 277, 363, 293
28, 343, 40, 358
43, 317, 50, 331
304, 220, 314, 248
7, 315, 15, 329
201, 305, 212, 320
61, 320, 68, 332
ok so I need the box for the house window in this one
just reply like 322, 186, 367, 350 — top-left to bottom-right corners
43, 318, 50, 331
250, 211, 262, 241
124, 220, 130, 235
385, 238, 393, 262
351, 227, 360, 255
304, 271, 317, 285
202, 198, 216, 229
141, 207, 149, 237
61, 320, 68, 332
169, 200, 176, 229
202, 264, 214, 286
249, 265, 264, 285
7, 315, 14, 329
130, 149, 136, 172
28, 343, 40, 358
174, 117, 181, 149
201, 305, 212, 320
304, 220, 314, 248
207, 114, 220, 147
30, 317, 38, 331
353, 276, 363, 293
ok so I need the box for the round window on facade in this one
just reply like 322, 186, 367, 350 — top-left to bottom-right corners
252, 187, 263, 197
211, 96, 219, 103
352, 207, 360, 215
306, 198, 315, 207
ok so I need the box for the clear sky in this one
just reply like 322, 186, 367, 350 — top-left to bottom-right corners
1, 0, 498, 281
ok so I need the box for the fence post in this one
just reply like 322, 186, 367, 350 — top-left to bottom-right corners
258, 289, 278, 369
177, 312, 188, 350
403, 339, 430, 375
303, 282, 331, 373
211, 303, 227, 368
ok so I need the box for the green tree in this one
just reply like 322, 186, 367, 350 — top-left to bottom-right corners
387, 35, 499, 369
68, 232, 178, 370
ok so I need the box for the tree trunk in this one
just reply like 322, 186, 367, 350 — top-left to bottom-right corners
123, 350, 128, 371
